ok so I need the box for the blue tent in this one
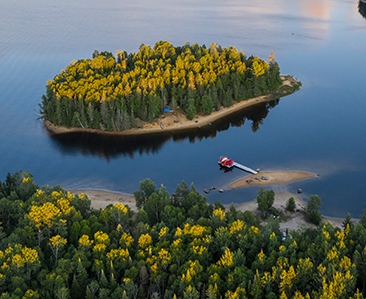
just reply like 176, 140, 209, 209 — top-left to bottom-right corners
163, 108, 170, 113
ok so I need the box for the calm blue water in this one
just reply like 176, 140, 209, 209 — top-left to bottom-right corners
0, 0, 365, 218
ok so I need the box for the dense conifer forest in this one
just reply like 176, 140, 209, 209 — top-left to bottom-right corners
1, 171, 366, 298
40, 42, 282, 131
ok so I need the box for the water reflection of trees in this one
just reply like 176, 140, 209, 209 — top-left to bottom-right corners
359, 1, 366, 20
49, 99, 279, 159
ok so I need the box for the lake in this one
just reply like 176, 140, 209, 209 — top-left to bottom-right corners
0, 0, 365, 218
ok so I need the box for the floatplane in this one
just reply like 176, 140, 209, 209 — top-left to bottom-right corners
218, 156, 258, 174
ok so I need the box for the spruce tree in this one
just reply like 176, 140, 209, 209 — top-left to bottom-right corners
76, 259, 88, 296
99, 269, 109, 289
70, 275, 82, 299
185, 98, 197, 120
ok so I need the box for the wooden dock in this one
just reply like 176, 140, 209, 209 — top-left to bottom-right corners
234, 162, 258, 174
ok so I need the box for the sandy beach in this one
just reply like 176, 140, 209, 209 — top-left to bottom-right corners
233, 190, 349, 231
69, 189, 137, 211
45, 76, 299, 135
227, 170, 317, 189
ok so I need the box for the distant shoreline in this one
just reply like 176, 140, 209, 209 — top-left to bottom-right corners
45, 75, 300, 136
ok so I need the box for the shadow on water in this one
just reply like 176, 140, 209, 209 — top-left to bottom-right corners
49, 99, 280, 160
358, 0, 366, 20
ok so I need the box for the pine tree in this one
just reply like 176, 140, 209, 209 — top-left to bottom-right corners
183, 285, 200, 299
342, 212, 353, 231
86, 281, 99, 299
201, 92, 213, 115
76, 259, 88, 297
99, 269, 109, 289
55, 99, 62, 125
170, 95, 178, 110
224, 89, 233, 107
100, 100, 110, 129
87, 103, 94, 126
185, 98, 197, 120
55, 287, 69, 299
286, 197, 296, 212
85, 287, 93, 299
70, 275, 82, 299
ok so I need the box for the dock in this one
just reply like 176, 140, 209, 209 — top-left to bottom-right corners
234, 162, 258, 174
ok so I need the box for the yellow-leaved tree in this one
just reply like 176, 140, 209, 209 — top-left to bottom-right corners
48, 235, 67, 262
27, 189, 74, 247
0, 244, 40, 285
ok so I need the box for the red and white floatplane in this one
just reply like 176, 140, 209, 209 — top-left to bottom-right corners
218, 156, 258, 174
218, 156, 235, 168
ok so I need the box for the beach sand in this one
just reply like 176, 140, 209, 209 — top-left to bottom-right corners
45, 76, 299, 135
233, 190, 355, 231
69, 189, 136, 211
227, 170, 317, 189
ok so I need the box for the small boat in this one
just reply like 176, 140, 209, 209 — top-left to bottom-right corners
218, 156, 235, 168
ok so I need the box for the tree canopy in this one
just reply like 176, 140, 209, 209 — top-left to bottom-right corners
40, 41, 283, 131
1, 170, 364, 298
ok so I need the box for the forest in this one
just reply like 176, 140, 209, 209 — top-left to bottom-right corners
39, 41, 283, 131
1, 171, 366, 298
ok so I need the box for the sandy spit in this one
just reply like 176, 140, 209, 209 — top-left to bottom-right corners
227, 171, 316, 189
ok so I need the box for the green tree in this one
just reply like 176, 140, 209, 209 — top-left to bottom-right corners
185, 98, 197, 120
353, 247, 366, 296
55, 287, 69, 299
133, 178, 157, 210
144, 187, 171, 225
343, 212, 353, 231
183, 285, 200, 299
201, 92, 213, 114
70, 275, 82, 299
135, 209, 149, 224
286, 197, 296, 212
305, 195, 322, 225
69, 222, 81, 246
256, 187, 275, 217
75, 259, 88, 298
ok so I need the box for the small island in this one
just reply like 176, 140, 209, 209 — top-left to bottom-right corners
40, 41, 301, 135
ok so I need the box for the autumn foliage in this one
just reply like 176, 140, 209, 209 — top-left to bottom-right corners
0, 172, 365, 298
40, 42, 282, 130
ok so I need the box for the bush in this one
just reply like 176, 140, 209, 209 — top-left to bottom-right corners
272, 208, 279, 216
286, 197, 296, 212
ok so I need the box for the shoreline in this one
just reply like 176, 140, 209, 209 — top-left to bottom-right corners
45, 75, 299, 136
68, 188, 357, 231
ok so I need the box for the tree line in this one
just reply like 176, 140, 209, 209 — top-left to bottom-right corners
1, 171, 366, 298
40, 41, 282, 131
